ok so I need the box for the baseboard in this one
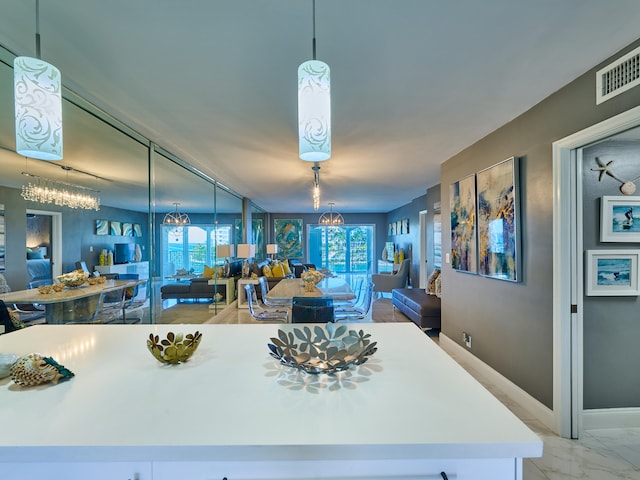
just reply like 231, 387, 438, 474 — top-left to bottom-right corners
439, 333, 554, 431
583, 407, 640, 430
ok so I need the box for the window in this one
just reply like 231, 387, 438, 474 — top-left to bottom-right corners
308, 225, 374, 274
162, 224, 232, 277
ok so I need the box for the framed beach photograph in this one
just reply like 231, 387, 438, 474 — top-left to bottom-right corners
600, 196, 640, 242
450, 173, 477, 273
585, 249, 640, 296
476, 157, 520, 282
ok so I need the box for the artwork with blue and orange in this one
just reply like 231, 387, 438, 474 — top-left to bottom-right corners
450, 174, 476, 274
477, 157, 519, 282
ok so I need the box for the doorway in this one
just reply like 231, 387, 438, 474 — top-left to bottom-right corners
553, 104, 640, 439
26, 209, 62, 280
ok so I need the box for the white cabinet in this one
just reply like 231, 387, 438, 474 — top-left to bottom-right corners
95, 261, 149, 280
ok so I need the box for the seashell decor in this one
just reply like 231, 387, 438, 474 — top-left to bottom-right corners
10, 353, 75, 387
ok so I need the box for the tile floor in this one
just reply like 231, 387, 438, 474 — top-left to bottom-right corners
154, 293, 640, 479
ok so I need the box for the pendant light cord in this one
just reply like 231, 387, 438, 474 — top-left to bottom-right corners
35, 0, 41, 58
312, 0, 317, 60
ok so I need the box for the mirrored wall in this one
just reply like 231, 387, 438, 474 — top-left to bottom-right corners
0, 45, 259, 323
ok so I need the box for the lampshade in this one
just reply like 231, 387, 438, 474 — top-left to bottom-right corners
266, 244, 278, 255
236, 244, 256, 259
217, 244, 234, 258
298, 60, 331, 162
14, 56, 63, 161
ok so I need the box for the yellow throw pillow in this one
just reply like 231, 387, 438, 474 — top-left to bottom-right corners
281, 260, 292, 275
262, 265, 273, 277
203, 265, 215, 278
272, 263, 285, 277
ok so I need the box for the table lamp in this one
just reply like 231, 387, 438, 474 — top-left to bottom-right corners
236, 243, 256, 278
217, 244, 235, 277
266, 244, 278, 260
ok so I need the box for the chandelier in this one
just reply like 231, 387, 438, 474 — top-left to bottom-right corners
319, 202, 344, 227
163, 203, 191, 229
298, 0, 331, 162
312, 164, 320, 210
14, 0, 63, 161
21, 172, 100, 210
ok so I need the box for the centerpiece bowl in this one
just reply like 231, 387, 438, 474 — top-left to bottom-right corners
268, 323, 377, 375
57, 270, 89, 288
147, 331, 203, 364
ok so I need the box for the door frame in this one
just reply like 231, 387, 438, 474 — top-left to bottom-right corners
419, 210, 428, 289
552, 104, 640, 438
26, 209, 62, 279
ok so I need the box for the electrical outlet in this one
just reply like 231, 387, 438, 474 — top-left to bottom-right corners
463, 332, 472, 349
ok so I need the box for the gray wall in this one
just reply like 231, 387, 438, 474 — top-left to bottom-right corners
440, 37, 640, 409
582, 142, 640, 409
386, 194, 427, 287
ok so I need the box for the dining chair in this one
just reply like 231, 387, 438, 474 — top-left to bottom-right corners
333, 277, 363, 307
257, 276, 290, 307
334, 282, 374, 321
8, 278, 47, 324
244, 284, 288, 323
118, 274, 147, 324
291, 296, 334, 323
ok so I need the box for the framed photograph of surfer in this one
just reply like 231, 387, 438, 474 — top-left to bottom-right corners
600, 196, 640, 242
585, 249, 640, 296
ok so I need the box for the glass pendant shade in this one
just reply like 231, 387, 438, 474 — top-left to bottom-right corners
14, 56, 63, 161
298, 59, 331, 162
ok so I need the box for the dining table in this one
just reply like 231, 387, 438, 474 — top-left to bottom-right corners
0, 279, 142, 324
265, 277, 356, 304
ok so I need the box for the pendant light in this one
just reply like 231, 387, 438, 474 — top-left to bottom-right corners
14, 0, 63, 161
319, 202, 344, 227
298, 0, 331, 162
163, 203, 191, 232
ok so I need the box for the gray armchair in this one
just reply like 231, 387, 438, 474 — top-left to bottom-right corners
372, 259, 410, 294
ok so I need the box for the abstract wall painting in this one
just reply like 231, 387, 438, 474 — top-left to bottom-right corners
476, 157, 520, 282
450, 174, 477, 273
585, 249, 640, 296
110, 221, 121, 236
133, 223, 142, 237
96, 219, 109, 235
122, 223, 133, 237
600, 196, 640, 242
275, 219, 303, 258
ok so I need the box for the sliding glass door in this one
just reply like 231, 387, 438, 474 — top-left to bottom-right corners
308, 225, 374, 274
161, 224, 233, 278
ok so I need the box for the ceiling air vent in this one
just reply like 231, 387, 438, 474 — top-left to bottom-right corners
596, 45, 640, 105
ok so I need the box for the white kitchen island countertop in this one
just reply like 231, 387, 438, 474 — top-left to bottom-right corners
0, 323, 542, 479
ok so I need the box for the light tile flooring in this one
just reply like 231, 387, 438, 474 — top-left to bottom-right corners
153, 294, 640, 479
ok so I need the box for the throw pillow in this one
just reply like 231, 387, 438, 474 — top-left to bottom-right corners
426, 268, 441, 295
282, 260, 292, 275
272, 263, 285, 277
203, 265, 216, 279
263, 265, 273, 277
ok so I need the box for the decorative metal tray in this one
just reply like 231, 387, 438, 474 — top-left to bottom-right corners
268, 323, 377, 375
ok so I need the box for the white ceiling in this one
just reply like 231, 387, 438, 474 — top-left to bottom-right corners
1, 0, 640, 213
